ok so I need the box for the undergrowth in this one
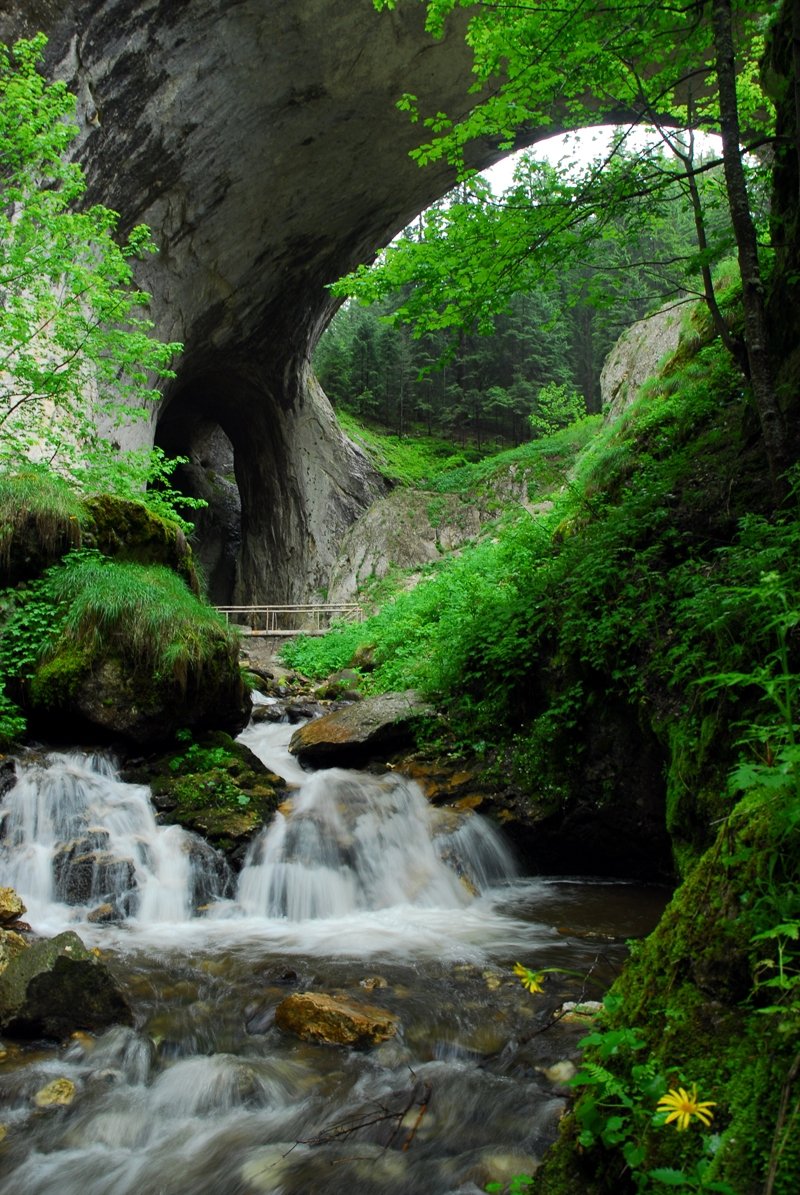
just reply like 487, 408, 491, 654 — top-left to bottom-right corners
0, 548, 239, 736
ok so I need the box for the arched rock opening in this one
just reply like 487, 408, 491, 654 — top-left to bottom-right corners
0, 0, 683, 600
154, 364, 384, 603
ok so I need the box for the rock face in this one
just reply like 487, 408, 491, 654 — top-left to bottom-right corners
275, 991, 398, 1047
0, 0, 497, 604
600, 304, 684, 420
289, 691, 435, 767
0, 930, 133, 1039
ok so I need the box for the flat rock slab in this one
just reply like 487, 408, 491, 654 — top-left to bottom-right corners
275, 992, 399, 1047
288, 691, 435, 767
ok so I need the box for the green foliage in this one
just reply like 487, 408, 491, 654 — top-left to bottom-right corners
528, 384, 586, 439
335, 407, 487, 484
0, 549, 239, 722
0, 688, 26, 748
0, 36, 189, 521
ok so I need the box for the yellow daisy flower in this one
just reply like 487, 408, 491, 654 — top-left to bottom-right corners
656, 1085, 716, 1131
513, 962, 545, 994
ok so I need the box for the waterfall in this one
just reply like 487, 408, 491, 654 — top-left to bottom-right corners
0, 752, 230, 930
237, 768, 515, 920
0, 718, 667, 1195
0, 726, 516, 942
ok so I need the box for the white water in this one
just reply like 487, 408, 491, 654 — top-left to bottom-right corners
0, 715, 665, 1195
1, 720, 532, 961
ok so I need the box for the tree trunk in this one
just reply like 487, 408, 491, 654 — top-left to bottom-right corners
711, 0, 789, 497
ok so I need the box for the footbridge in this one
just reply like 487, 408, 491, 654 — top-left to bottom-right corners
215, 604, 365, 637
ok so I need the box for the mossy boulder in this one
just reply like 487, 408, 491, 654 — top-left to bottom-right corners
16, 555, 251, 747
125, 732, 285, 864
0, 471, 84, 587
83, 494, 200, 593
0, 931, 132, 1039
534, 795, 800, 1194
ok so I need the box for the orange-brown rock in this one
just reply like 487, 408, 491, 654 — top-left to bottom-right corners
0, 887, 26, 925
399, 760, 489, 807
274, 992, 399, 1047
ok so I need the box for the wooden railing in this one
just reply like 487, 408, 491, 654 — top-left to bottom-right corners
214, 603, 365, 637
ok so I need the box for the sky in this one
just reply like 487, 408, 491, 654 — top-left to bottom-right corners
482, 126, 722, 192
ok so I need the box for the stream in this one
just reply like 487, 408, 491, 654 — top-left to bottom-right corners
0, 707, 667, 1195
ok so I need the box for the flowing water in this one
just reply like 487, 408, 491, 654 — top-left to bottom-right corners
0, 709, 667, 1195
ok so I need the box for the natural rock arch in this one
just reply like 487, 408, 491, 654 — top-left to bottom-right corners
0, 0, 630, 600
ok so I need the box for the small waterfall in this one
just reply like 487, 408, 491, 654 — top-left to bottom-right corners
237, 768, 516, 920
0, 723, 517, 937
0, 752, 230, 928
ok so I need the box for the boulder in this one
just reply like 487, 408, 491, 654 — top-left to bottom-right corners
600, 304, 683, 420
275, 992, 398, 1047
0, 887, 26, 924
0, 931, 133, 1039
289, 691, 435, 767
53, 843, 136, 906
0, 929, 29, 975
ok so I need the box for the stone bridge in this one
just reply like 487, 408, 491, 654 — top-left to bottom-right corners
0, 0, 636, 602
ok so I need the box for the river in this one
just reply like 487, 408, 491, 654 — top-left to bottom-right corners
0, 708, 667, 1194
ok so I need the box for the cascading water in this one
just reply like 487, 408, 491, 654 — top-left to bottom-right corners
0, 751, 230, 932
0, 710, 667, 1195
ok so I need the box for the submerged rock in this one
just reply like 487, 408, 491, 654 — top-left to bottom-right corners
288, 691, 435, 767
0, 930, 132, 1039
33, 1076, 77, 1108
274, 991, 399, 1047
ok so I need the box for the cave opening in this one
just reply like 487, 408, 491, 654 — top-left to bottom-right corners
154, 390, 242, 605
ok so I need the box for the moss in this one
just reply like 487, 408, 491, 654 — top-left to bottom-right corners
0, 470, 84, 586
129, 732, 284, 858
83, 494, 200, 594
536, 795, 800, 1194
28, 644, 93, 708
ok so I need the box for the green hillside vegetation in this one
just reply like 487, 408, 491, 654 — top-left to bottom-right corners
284, 321, 800, 1192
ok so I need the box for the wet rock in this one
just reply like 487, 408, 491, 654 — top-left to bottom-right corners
250, 702, 287, 724
0, 887, 26, 924
53, 842, 136, 906
285, 699, 324, 724
274, 991, 399, 1047
0, 930, 133, 1039
359, 975, 388, 992
399, 759, 489, 807
0, 929, 29, 975
86, 903, 119, 925
289, 691, 435, 767
33, 1076, 77, 1108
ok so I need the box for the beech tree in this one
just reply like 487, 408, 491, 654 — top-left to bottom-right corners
0, 35, 181, 492
357, 1, 784, 486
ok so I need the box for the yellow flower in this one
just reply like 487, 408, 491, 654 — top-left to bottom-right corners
513, 962, 545, 994
656, 1085, 716, 1131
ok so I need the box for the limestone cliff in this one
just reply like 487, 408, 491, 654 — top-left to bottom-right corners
0, 0, 492, 602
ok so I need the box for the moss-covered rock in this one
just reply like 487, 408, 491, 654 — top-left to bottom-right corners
0, 471, 84, 587
535, 794, 800, 1194
0, 931, 132, 1039
124, 732, 285, 863
83, 494, 200, 594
